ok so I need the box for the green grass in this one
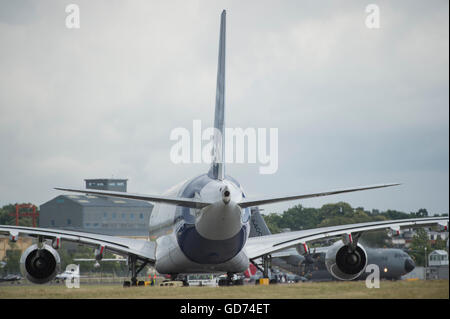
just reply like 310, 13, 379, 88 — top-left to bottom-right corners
0, 280, 448, 299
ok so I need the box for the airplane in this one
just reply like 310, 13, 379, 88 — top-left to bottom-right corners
73, 258, 128, 268
0, 273, 23, 284
0, 261, 23, 283
0, 10, 448, 287
248, 207, 417, 281
55, 264, 82, 282
272, 247, 416, 281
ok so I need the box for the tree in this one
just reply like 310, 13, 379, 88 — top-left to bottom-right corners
262, 213, 282, 234
280, 205, 321, 230
361, 230, 391, 248
320, 202, 354, 219
433, 237, 447, 251
0, 203, 38, 227
380, 209, 410, 220
2, 242, 21, 275
409, 228, 431, 266
412, 208, 429, 218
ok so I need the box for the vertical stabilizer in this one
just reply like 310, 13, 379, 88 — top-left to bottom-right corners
208, 10, 226, 180
249, 207, 272, 237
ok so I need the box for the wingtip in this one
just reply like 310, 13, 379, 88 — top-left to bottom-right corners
381, 183, 402, 188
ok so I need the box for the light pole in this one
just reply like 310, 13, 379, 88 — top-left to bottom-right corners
424, 246, 427, 280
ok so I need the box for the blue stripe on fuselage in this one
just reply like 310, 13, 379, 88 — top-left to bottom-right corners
176, 223, 247, 264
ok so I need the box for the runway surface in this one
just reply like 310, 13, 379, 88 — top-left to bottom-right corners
0, 280, 448, 299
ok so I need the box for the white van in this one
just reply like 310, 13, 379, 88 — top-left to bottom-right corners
187, 274, 218, 287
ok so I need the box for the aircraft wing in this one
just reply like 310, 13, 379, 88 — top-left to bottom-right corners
0, 225, 156, 262
54, 187, 212, 209
239, 183, 400, 208
270, 246, 329, 258
244, 216, 448, 260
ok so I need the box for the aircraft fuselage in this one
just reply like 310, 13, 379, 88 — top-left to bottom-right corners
148, 173, 251, 274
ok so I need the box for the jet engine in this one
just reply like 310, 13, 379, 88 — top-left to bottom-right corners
20, 243, 61, 284
325, 240, 367, 281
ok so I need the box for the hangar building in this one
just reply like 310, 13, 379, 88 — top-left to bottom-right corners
39, 179, 153, 236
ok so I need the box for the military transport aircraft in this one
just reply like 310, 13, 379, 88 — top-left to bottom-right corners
0, 10, 448, 286
248, 208, 417, 281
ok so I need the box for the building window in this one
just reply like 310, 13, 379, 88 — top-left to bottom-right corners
139, 213, 144, 220
112, 213, 116, 219
67, 219, 71, 225
51, 220, 55, 226
85, 223, 90, 227
130, 213, 134, 219
122, 213, 126, 219
104, 212, 107, 218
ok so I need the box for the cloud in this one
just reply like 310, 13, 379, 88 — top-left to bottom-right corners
0, 0, 448, 215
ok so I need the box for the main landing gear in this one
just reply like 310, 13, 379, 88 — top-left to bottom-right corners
123, 255, 149, 288
251, 255, 273, 284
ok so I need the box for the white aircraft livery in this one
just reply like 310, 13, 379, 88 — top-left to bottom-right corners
0, 10, 448, 286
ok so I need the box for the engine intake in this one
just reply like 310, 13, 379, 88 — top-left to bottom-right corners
20, 243, 61, 284
325, 240, 367, 281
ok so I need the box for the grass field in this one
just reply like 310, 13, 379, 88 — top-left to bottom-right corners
0, 280, 448, 299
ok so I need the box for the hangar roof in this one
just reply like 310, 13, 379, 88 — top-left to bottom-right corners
43, 194, 153, 208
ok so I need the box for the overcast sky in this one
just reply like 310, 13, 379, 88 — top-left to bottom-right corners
0, 0, 448, 216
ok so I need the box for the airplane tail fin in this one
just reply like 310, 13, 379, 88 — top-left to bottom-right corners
208, 10, 226, 180
249, 207, 272, 237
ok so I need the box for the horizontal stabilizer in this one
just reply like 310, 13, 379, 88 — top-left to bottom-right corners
54, 187, 212, 209
239, 183, 401, 208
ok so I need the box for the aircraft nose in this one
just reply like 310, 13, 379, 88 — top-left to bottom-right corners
404, 258, 415, 273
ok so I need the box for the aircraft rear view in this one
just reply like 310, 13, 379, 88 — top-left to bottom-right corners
1, 9, 447, 288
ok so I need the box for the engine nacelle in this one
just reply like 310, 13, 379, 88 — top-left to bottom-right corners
325, 240, 367, 281
20, 244, 61, 284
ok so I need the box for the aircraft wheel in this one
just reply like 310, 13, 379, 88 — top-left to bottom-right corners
138, 281, 145, 286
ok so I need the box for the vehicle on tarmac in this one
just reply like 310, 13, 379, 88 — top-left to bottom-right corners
186, 274, 218, 287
